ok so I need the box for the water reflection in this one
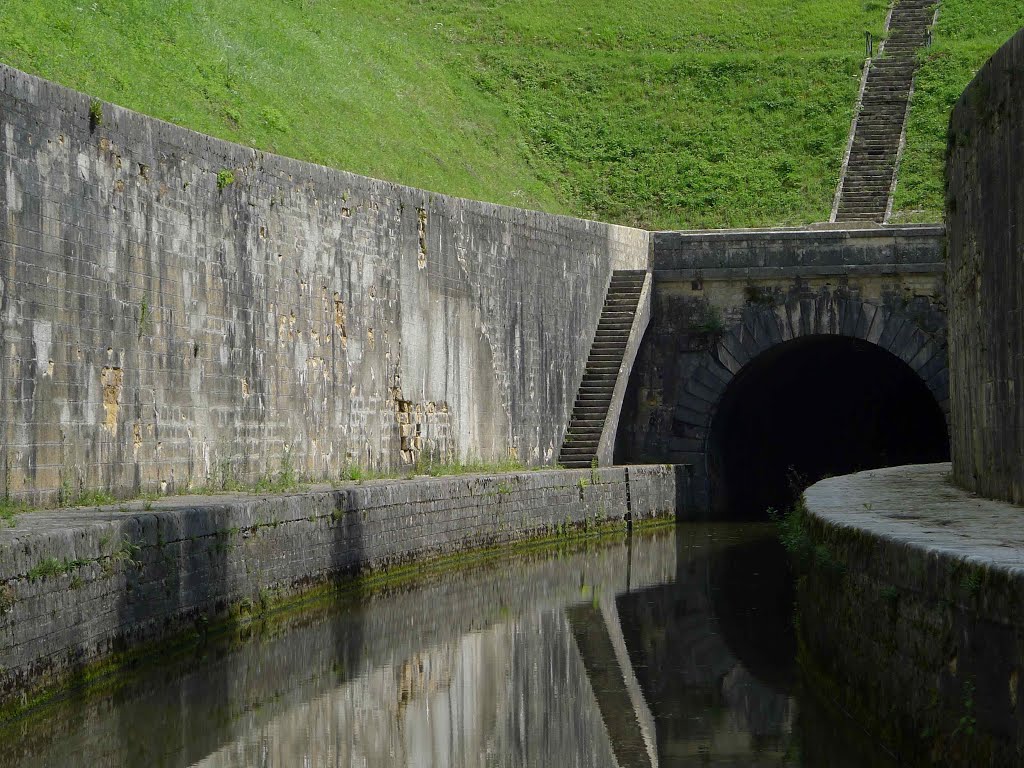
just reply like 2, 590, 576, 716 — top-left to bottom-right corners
0, 525, 894, 767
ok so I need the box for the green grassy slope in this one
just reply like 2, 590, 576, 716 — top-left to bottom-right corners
0, 0, 886, 229
0, 0, 566, 213
425, 1, 891, 228
4, 1, 1010, 229
892, 0, 1024, 222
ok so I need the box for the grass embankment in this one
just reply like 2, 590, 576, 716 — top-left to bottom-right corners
2, 1, 1017, 228
0, 0, 886, 229
892, 0, 1024, 222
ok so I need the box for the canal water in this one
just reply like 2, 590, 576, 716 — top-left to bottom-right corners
0, 524, 896, 767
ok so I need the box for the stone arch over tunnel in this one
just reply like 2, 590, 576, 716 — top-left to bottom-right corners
615, 292, 951, 518
708, 335, 950, 519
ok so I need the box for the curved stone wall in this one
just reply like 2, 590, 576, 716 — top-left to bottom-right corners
0, 65, 648, 503
946, 29, 1024, 503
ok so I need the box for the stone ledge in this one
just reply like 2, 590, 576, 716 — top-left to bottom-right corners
806, 462, 1024, 578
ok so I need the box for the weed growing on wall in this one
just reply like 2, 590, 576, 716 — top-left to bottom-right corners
88, 97, 102, 130
137, 298, 153, 338
693, 304, 725, 335
0, 584, 13, 613
215, 169, 235, 190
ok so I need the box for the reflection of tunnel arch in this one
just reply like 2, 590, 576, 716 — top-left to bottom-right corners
708, 334, 949, 518
709, 535, 795, 692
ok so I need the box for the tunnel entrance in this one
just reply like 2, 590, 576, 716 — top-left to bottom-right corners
708, 335, 949, 519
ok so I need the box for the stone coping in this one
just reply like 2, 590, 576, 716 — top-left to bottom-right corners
652, 224, 944, 240
805, 462, 1024, 574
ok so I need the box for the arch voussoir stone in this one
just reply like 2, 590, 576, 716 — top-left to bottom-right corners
838, 298, 864, 338
778, 302, 798, 341
884, 321, 917, 364
796, 298, 816, 337
715, 337, 747, 375
742, 308, 785, 354
865, 305, 889, 345
877, 314, 907, 350
891, 327, 930, 368
907, 338, 941, 373
733, 321, 764, 361
817, 293, 841, 336
691, 361, 731, 391
683, 375, 726, 408
855, 302, 878, 341
914, 348, 947, 382
925, 366, 950, 403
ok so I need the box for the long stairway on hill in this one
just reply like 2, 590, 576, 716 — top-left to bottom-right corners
559, 270, 648, 469
833, 0, 939, 223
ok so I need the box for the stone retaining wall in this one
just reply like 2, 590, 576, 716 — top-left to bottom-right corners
0, 464, 681, 717
0, 64, 649, 503
946, 28, 1024, 504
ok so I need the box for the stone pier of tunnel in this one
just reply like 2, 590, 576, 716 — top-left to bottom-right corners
614, 225, 951, 518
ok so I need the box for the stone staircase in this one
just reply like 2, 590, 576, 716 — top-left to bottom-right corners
558, 270, 647, 469
834, 0, 939, 223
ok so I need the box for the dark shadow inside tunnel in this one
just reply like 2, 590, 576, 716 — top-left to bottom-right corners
709, 335, 949, 520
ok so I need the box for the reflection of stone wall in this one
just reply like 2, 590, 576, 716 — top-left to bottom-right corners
0, 64, 648, 503
3, 529, 677, 768
617, 528, 795, 761
946, 29, 1024, 503
191, 615, 620, 768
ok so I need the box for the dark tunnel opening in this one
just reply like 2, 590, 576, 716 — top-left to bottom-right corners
708, 335, 949, 520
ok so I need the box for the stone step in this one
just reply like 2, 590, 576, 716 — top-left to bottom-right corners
838, 203, 888, 211
576, 395, 613, 404
572, 410, 610, 421
568, 425, 606, 436
837, 205, 886, 213
572, 402, 610, 412
602, 298, 640, 306
561, 447, 599, 456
